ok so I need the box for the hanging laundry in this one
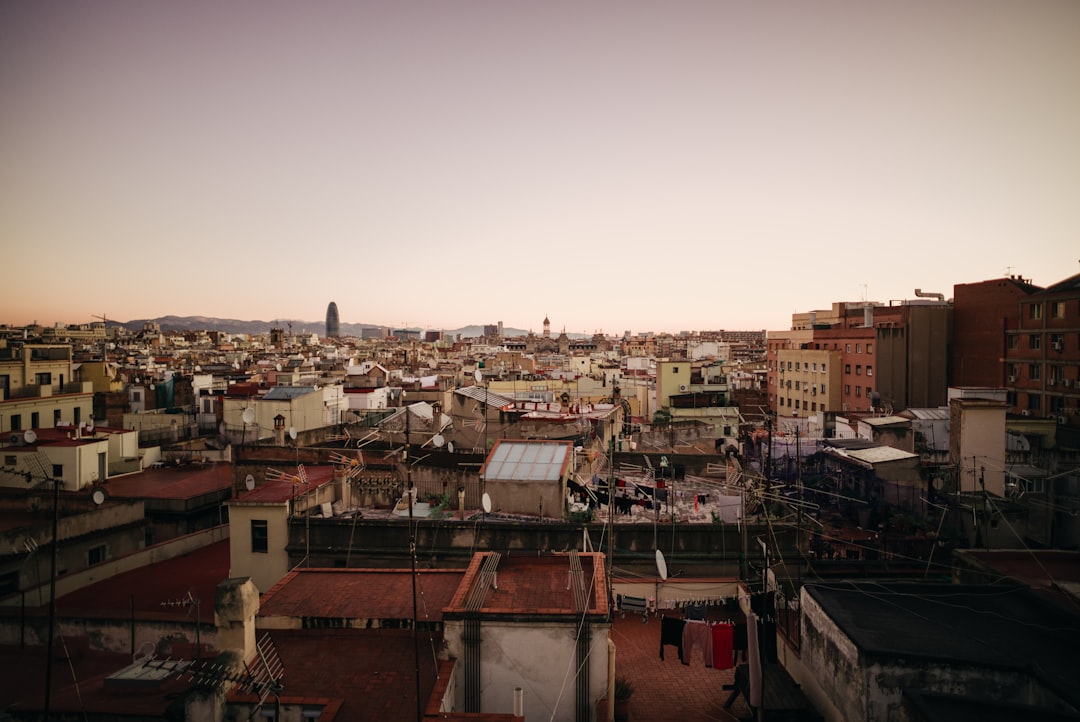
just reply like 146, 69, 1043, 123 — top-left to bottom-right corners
747, 612, 762, 707
712, 623, 734, 670
681, 620, 713, 668
659, 616, 685, 662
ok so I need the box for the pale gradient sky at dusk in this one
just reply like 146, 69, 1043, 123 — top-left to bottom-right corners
2, 0, 1078, 335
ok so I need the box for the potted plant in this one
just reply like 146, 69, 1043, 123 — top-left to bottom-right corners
613, 677, 634, 721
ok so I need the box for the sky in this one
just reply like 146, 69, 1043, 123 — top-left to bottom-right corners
2, 0, 1078, 336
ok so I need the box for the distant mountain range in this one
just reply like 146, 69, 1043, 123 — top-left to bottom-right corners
116, 315, 536, 338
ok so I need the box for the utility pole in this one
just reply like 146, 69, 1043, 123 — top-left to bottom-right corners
606, 432, 615, 612
405, 442, 421, 722
795, 426, 803, 593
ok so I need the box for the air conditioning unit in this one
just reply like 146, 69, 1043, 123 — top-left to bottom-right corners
1065, 379, 1074, 388
1058, 416, 1068, 424
1052, 341, 1064, 351
1008, 375, 1017, 382
679, 384, 688, 392
1021, 410, 1031, 416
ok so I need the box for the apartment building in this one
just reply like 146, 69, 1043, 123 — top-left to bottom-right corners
1006, 273, 1080, 421
769, 297, 951, 424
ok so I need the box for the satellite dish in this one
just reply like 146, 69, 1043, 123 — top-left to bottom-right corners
245, 474, 256, 491
23, 430, 37, 444
275, 363, 282, 371
447, 441, 455, 453
482, 492, 492, 513
91, 488, 107, 506
432, 434, 445, 448
289, 427, 297, 440
474, 369, 483, 383
655, 549, 668, 581
242, 408, 256, 424
932, 477, 944, 491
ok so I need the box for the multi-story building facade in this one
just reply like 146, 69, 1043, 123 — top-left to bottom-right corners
1008, 273, 1080, 420
768, 297, 951, 426
0, 343, 95, 438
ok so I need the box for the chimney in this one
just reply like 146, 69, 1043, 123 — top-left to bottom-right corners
863, 306, 873, 327
214, 577, 260, 665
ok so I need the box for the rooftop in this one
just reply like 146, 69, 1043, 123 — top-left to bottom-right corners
481, 439, 572, 482
54, 539, 229, 619
231, 464, 336, 504
260, 568, 465, 623
805, 580, 1080, 705
446, 551, 607, 617
103, 461, 233, 501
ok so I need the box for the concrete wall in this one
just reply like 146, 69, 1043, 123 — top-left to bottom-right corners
443, 618, 609, 722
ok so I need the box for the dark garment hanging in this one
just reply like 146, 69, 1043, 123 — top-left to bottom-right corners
660, 616, 686, 662
750, 591, 776, 617
760, 619, 778, 663
733, 623, 748, 653
685, 602, 707, 621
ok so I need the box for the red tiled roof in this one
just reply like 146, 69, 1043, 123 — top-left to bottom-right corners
260, 568, 465, 623
447, 552, 607, 616
231, 465, 336, 504
104, 462, 233, 500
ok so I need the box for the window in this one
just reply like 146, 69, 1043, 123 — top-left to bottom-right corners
866, 343, 873, 354
1029, 303, 1043, 320
812, 363, 817, 371
53, 409, 61, 425
845, 364, 851, 374
794, 381, 800, 390
1030, 334, 1041, 351
1027, 393, 1041, 411
820, 384, 826, 394
74, 408, 81, 425
133, 390, 142, 402
856, 386, 862, 397
855, 365, 862, 376
845, 344, 852, 353
251, 520, 269, 553
1053, 301, 1066, 318
1021, 476, 1046, 494
811, 402, 817, 412
856, 344, 862, 353
844, 384, 851, 395
795, 400, 800, 410
796, 362, 801, 371
52, 464, 62, 477
31, 412, 40, 429
867, 365, 873, 377
1029, 363, 1041, 380
821, 364, 826, 373
35, 372, 52, 386
673, 367, 679, 373
1008, 335, 1020, 350
10, 414, 20, 431
88, 544, 107, 566
5, 456, 15, 466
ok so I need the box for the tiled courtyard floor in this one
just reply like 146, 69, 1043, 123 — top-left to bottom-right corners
607, 610, 751, 721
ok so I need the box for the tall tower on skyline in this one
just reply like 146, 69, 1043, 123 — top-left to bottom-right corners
325, 301, 340, 338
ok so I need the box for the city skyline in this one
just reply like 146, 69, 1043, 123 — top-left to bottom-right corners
2, 1, 1078, 333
